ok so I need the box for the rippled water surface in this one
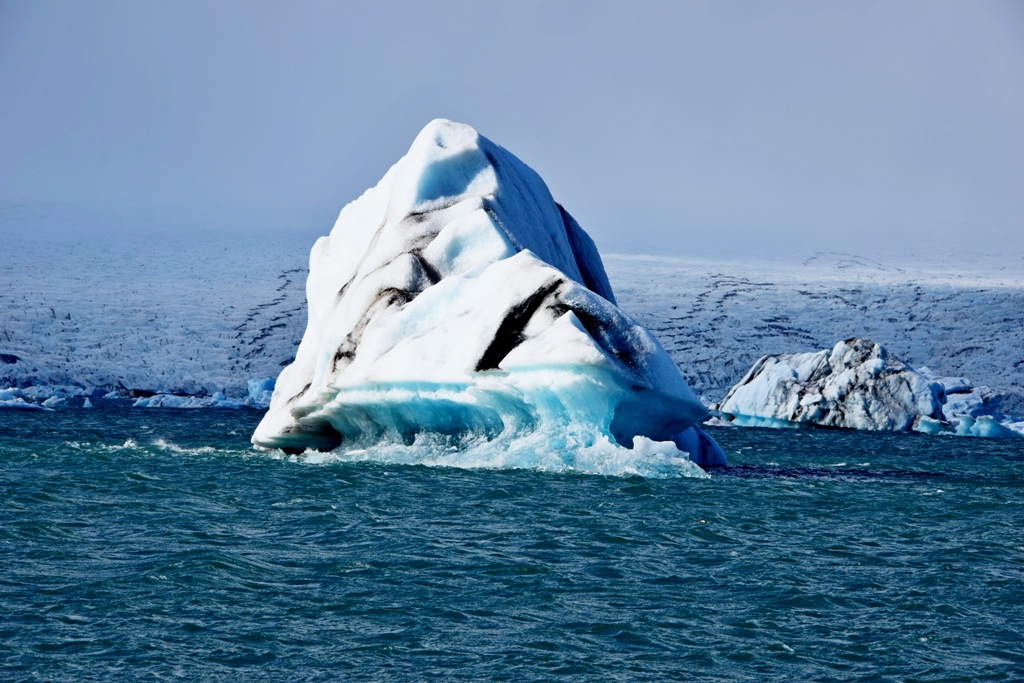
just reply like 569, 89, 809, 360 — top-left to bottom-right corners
3, 405, 1024, 681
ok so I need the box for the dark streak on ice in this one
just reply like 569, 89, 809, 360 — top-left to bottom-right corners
475, 280, 562, 372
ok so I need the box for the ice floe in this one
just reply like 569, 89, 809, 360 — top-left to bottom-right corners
717, 338, 1022, 437
133, 393, 247, 409
0, 386, 51, 412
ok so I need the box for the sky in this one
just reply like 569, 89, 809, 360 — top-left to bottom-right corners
1, 0, 1022, 258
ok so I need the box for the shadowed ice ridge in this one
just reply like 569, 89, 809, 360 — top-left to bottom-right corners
253, 119, 724, 475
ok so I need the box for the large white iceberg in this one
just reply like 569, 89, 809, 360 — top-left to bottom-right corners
252, 119, 725, 474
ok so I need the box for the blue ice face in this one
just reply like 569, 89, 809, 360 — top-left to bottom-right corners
416, 147, 491, 205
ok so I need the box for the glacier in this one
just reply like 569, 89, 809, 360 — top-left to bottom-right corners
717, 338, 1023, 437
252, 119, 724, 474
3, 210, 1022, 421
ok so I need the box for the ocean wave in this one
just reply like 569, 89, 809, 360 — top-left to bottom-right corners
60, 430, 708, 478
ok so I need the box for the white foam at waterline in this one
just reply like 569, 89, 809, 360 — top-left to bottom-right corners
290, 429, 710, 479
151, 438, 223, 455
93, 437, 238, 457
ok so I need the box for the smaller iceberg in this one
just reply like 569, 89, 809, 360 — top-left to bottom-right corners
246, 377, 276, 408
716, 338, 944, 432
0, 385, 110, 410
717, 338, 1022, 437
916, 368, 1023, 438
0, 387, 51, 412
42, 395, 67, 409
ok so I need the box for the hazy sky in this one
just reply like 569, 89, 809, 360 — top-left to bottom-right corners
1, 0, 1022, 257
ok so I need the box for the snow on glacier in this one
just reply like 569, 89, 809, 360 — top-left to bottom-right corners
0, 214, 308, 399
2, 198, 1022, 445
251, 119, 719, 475
3, 221, 1022, 427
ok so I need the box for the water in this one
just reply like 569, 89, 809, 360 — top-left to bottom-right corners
3, 405, 1024, 681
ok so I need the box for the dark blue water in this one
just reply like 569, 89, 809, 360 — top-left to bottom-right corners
3, 405, 1024, 681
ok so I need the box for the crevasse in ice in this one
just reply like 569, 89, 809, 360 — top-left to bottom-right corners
251, 119, 724, 474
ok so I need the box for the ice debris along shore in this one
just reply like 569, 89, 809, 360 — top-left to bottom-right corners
132, 378, 276, 409
0, 385, 115, 412
0, 378, 276, 412
0, 387, 56, 411
716, 338, 1023, 437
252, 119, 726, 474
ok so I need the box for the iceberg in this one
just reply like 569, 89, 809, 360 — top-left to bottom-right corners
134, 393, 248, 409
953, 415, 1019, 438
918, 368, 1023, 437
246, 377, 276, 408
131, 382, 279, 409
0, 385, 112, 411
0, 387, 51, 412
0, 399, 49, 412
41, 395, 67, 409
252, 119, 724, 473
717, 338, 1023, 438
716, 338, 945, 432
